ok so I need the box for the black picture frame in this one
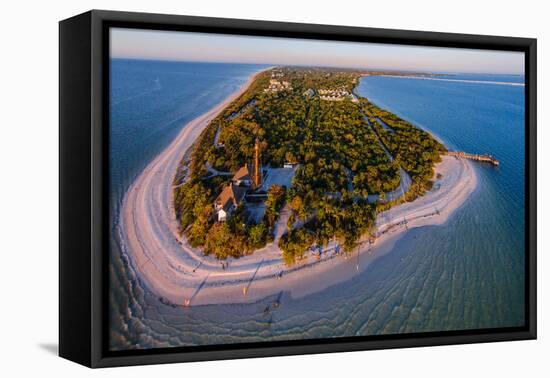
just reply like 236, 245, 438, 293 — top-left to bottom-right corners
59, 9, 537, 368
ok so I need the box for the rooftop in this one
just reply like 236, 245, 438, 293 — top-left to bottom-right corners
215, 183, 247, 212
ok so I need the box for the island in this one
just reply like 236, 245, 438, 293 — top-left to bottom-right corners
174, 67, 445, 264
120, 67, 478, 307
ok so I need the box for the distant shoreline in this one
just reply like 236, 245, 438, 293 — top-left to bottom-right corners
119, 68, 478, 307
378, 74, 525, 87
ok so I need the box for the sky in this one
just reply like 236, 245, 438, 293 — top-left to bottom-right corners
110, 28, 524, 75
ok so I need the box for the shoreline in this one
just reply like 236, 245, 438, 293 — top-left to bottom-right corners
119, 70, 478, 307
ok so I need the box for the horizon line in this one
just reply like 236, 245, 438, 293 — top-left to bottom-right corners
110, 56, 525, 76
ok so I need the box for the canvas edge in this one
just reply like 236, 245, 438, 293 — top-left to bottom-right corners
56, 9, 537, 368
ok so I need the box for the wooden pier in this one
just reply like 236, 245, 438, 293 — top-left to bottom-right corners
447, 151, 499, 166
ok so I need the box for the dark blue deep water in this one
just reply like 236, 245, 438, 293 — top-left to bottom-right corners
109, 62, 526, 350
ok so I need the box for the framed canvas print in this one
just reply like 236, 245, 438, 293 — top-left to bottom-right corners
59, 10, 536, 368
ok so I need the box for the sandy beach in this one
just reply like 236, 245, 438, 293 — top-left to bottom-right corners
120, 72, 478, 307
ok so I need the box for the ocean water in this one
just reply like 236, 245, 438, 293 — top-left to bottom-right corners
109, 62, 526, 350
354, 73, 525, 330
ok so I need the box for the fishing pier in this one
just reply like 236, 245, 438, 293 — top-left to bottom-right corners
447, 151, 499, 166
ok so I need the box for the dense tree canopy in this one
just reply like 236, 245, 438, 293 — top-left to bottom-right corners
361, 100, 446, 200
174, 67, 444, 263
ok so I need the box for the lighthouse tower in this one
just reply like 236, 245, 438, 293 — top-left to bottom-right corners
252, 138, 262, 189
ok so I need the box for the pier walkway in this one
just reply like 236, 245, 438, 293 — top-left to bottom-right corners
447, 151, 499, 166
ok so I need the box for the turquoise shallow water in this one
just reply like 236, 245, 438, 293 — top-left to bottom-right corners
109, 61, 526, 350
